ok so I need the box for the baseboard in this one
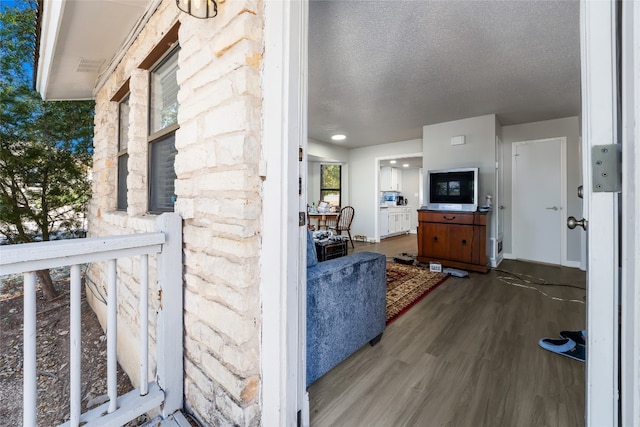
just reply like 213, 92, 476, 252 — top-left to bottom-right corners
563, 260, 581, 269
490, 253, 504, 268
502, 253, 581, 269
302, 391, 310, 427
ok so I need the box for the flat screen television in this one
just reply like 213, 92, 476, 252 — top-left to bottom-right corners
426, 167, 479, 212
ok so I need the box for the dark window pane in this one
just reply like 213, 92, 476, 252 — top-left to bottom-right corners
149, 133, 177, 212
117, 153, 128, 210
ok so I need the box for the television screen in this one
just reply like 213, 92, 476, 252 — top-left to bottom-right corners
426, 168, 478, 212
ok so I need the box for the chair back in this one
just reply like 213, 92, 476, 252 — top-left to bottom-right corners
336, 206, 355, 229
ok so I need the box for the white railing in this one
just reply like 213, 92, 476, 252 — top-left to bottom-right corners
0, 213, 183, 427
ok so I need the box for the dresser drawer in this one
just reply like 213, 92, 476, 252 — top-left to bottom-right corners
418, 211, 475, 225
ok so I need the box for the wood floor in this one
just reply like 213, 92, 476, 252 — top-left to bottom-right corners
309, 233, 586, 427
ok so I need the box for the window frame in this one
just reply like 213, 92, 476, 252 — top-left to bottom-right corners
116, 93, 130, 211
320, 164, 342, 207
147, 45, 180, 214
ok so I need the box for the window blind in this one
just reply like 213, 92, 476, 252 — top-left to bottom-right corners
149, 134, 177, 212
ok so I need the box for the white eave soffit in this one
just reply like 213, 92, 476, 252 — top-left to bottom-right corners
36, 0, 160, 101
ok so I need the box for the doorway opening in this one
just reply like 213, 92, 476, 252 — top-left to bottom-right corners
374, 153, 423, 242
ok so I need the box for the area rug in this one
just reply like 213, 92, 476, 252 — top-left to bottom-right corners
386, 262, 448, 325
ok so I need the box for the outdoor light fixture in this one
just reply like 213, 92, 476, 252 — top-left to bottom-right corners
176, 0, 217, 19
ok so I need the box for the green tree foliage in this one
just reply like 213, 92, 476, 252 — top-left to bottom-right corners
1, 1, 95, 300
321, 164, 341, 190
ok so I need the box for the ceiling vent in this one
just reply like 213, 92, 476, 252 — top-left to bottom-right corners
76, 58, 105, 73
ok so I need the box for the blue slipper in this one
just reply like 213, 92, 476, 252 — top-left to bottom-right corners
560, 329, 586, 346
538, 337, 585, 362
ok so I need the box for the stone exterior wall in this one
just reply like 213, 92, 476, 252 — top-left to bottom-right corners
87, 0, 264, 425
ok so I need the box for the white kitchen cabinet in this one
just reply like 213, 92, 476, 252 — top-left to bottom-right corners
402, 207, 411, 231
388, 211, 399, 234
380, 167, 402, 191
381, 206, 412, 238
379, 209, 389, 237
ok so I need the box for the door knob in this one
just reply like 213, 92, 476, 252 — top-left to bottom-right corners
567, 216, 587, 230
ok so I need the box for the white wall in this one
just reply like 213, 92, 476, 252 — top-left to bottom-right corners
308, 162, 321, 205
501, 116, 582, 263
422, 114, 498, 256
348, 139, 422, 239
422, 114, 497, 201
308, 138, 349, 162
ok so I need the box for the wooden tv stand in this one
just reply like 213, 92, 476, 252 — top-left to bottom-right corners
417, 210, 489, 273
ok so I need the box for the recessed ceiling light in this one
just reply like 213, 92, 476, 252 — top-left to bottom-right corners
403, 164, 409, 168
389, 160, 397, 164
331, 134, 346, 141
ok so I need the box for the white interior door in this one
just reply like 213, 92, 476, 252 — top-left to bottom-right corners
580, 1, 620, 425
512, 138, 566, 265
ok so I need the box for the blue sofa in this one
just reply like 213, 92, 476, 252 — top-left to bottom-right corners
306, 230, 387, 386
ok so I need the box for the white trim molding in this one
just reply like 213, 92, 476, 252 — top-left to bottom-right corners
261, 1, 307, 426
580, 1, 620, 425
620, 0, 640, 424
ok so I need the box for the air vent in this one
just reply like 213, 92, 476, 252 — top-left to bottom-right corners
76, 58, 105, 73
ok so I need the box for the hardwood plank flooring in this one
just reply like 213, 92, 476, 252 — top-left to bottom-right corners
310, 233, 586, 427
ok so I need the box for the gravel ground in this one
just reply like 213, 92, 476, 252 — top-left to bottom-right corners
0, 268, 141, 426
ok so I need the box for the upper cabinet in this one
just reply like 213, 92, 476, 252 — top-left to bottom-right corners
380, 167, 402, 191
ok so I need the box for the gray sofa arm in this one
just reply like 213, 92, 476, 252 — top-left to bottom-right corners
306, 251, 386, 386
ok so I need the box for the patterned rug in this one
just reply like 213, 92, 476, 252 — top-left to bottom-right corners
386, 262, 449, 324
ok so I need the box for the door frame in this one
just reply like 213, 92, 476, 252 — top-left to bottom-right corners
493, 135, 504, 268
511, 137, 569, 266
269, 1, 640, 425
261, 1, 308, 425
580, 1, 619, 425
620, 0, 640, 424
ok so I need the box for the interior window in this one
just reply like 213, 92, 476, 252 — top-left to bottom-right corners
117, 94, 130, 210
320, 164, 341, 207
148, 47, 179, 213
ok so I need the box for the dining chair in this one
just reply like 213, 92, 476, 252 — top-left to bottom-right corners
329, 206, 355, 248
324, 213, 338, 230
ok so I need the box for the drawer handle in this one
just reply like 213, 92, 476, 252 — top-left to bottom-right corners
443, 215, 456, 220
462, 239, 467, 245
433, 236, 438, 242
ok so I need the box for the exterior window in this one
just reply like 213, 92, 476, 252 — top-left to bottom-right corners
320, 164, 341, 207
148, 47, 179, 213
117, 95, 130, 210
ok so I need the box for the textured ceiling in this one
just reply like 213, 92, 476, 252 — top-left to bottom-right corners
308, 0, 581, 148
